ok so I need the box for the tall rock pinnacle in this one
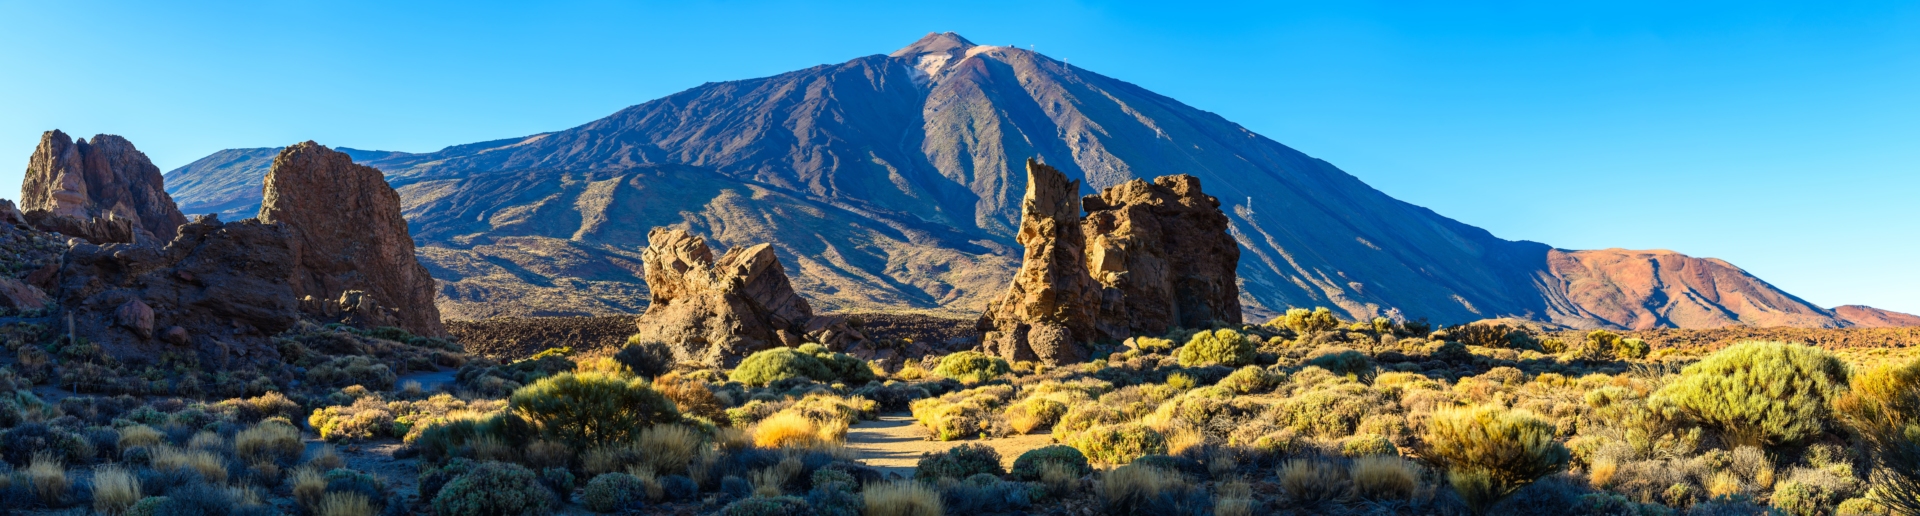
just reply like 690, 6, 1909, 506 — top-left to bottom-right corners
978, 159, 1104, 365
259, 141, 447, 337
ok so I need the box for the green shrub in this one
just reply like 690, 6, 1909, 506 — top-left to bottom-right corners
1165, 372, 1197, 390
1176, 329, 1255, 367
1423, 405, 1569, 512
1218, 365, 1278, 394
1071, 423, 1168, 465
582, 472, 646, 513
1276, 307, 1343, 334
933, 351, 1011, 384
797, 344, 877, 385
730, 348, 832, 386
720, 495, 810, 516
306, 356, 397, 390
915, 443, 1004, 480
1615, 337, 1650, 359
1341, 433, 1398, 457
1306, 348, 1374, 379
509, 372, 679, 448
1010, 445, 1091, 481
432, 461, 556, 516
1653, 341, 1848, 447
1836, 356, 1920, 514
613, 337, 674, 379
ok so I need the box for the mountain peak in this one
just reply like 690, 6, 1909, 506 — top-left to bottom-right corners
891, 32, 975, 58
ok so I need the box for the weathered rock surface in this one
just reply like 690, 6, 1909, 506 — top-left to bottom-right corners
977, 160, 1103, 365
56, 215, 300, 365
1084, 174, 1242, 340
633, 228, 829, 367
21, 130, 188, 244
259, 142, 446, 337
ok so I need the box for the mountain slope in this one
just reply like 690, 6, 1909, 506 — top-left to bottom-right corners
165, 32, 1879, 329
165, 146, 419, 219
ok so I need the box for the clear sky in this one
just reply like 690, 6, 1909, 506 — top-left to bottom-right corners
2, 1, 1916, 314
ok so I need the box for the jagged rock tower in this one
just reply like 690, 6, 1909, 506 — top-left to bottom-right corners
634, 228, 819, 367
977, 159, 1104, 365
1084, 175, 1243, 340
20, 130, 188, 244
259, 142, 446, 337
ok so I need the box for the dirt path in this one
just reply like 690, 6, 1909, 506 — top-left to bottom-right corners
845, 412, 1057, 478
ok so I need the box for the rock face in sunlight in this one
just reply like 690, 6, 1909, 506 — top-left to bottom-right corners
260, 142, 447, 337
1084, 174, 1242, 340
21, 130, 188, 244
977, 160, 1102, 366
56, 215, 300, 365
634, 228, 825, 367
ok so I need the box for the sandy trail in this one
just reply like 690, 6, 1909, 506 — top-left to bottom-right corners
845, 412, 1057, 478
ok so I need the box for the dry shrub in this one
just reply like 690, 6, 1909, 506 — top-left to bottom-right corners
1004, 396, 1068, 435
26, 452, 68, 505
1589, 457, 1618, 488
1099, 464, 1190, 514
1215, 480, 1257, 516
153, 445, 228, 483
117, 424, 163, 449
291, 467, 328, 509
1167, 427, 1207, 457
584, 444, 642, 475
236, 420, 304, 465
627, 467, 665, 501
864, 480, 943, 516
317, 491, 375, 516
188, 430, 226, 451
93, 464, 142, 515
1423, 405, 1569, 511
754, 411, 825, 448
1039, 461, 1082, 496
1278, 458, 1351, 506
654, 371, 727, 423
473, 434, 517, 462
636, 424, 701, 475
308, 444, 345, 471
1350, 455, 1420, 501
526, 439, 573, 470
751, 456, 804, 496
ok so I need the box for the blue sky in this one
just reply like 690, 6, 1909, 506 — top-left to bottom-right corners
2, 1, 1916, 314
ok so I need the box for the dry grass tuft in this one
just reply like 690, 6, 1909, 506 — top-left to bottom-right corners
153, 445, 228, 484
526, 439, 573, 470
864, 480, 943, 516
93, 464, 142, 516
291, 466, 328, 510
1349, 456, 1420, 501
473, 434, 517, 462
1039, 461, 1081, 496
188, 431, 226, 451
26, 452, 68, 505
236, 421, 304, 465
1278, 458, 1352, 505
317, 491, 375, 516
1099, 465, 1188, 511
308, 444, 345, 471
753, 411, 823, 448
117, 424, 163, 449
1215, 480, 1257, 516
636, 424, 700, 474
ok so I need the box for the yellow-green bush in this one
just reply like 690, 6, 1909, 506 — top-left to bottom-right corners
1653, 341, 1848, 447
1070, 423, 1168, 465
1835, 355, 1920, 514
932, 351, 1011, 384
729, 348, 832, 386
1175, 329, 1255, 367
910, 385, 1015, 440
1218, 365, 1279, 394
509, 372, 679, 448
1423, 405, 1569, 511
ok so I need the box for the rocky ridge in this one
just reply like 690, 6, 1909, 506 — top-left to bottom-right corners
23, 130, 188, 244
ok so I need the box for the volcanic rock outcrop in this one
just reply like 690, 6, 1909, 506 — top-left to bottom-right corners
21, 130, 188, 244
259, 142, 446, 337
634, 228, 850, 367
56, 215, 301, 366
977, 160, 1104, 365
1084, 174, 1243, 339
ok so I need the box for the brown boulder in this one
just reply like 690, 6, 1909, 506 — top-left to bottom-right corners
56, 215, 301, 364
20, 130, 188, 244
633, 228, 820, 367
976, 159, 1102, 365
1083, 174, 1243, 339
259, 142, 446, 337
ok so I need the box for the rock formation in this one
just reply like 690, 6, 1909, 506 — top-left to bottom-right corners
21, 130, 188, 244
1084, 174, 1243, 340
56, 215, 301, 365
633, 228, 829, 367
977, 160, 1103, 365
258, 142, 446, 337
